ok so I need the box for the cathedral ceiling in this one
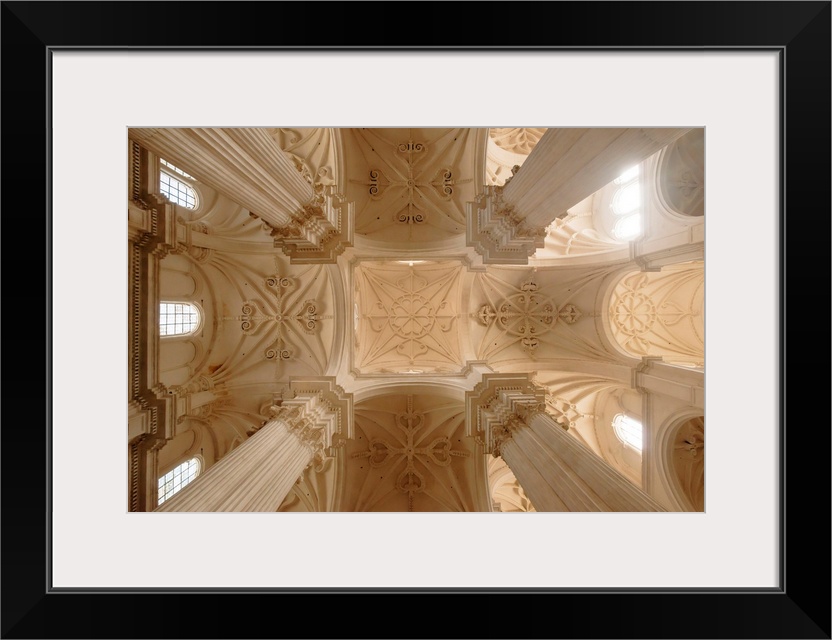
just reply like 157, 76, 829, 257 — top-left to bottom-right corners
467, 264, 618, 367
609, 261, 704, 366
141, 126, 705, 513
353, 260, 466, 375
192, 252, 340, 387
343, 128, 480, 246
342, 394, 481, 512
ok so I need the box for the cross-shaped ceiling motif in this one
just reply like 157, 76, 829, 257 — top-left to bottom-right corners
353, 261, 464, 374
344, 395, 477, 512
345, 128, 477, 243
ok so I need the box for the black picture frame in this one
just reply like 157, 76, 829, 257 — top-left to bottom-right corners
2, 2, 829, 638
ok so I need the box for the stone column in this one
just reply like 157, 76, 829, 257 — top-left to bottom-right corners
468, 128, 690, 264
129, 128, 352, 262
155, 378, 353, 512
467, 373, 665, 512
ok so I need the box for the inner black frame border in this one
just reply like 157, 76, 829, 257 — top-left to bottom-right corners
2, 2, 829, 638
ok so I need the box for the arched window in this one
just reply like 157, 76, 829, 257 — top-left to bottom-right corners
158, 457, 201, 505
160, 302, 201, 337
613, 413, 643, 451
610, 165, 642, 240
159, 159, 198, 209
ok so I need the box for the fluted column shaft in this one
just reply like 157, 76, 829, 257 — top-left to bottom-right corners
155, 377, 353, 512
501, 412, 665, 512
467, 373, 665, 512
129, 128, 315, 228
503, 128, 691, 228
155, 419, 313, 512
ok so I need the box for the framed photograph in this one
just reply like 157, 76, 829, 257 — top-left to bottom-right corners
3, 2, 829, 638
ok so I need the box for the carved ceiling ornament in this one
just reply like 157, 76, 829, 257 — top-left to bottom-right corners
347, 128, 475, 241
345, 394, 477, 512
472, 271, 583, 359
270, 127, 340, 190
489, 128, 548, 155
352, 395, 469, 511
237, 277, 324, 361
609, 263, 704, 366
354, 261, 464, 373
485, 128, 547, 187
225, 258, 332, 364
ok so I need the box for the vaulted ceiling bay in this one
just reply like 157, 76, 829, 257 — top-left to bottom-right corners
129, 127, 704, 512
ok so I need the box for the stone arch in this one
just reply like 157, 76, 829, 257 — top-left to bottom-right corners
344, 383, 486, 511
656, 129, 705, 218
601, 262, 704, 366
656, 409, 705, 511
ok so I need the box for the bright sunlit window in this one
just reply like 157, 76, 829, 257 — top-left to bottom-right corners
611, 165, 642, 240
160, 158, 195, 179
614, 165, 640, 184
160, 302, 201, 337
160, 160, 197, 209
158, 458, 201, 505
613, 413, 643, 451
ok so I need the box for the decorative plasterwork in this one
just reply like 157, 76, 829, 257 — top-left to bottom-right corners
486, 128, 547, 187
344, 395, 477, 512
268, 127, 354, 263
465, 373, 548, 457
267, 184, 355, 264
353, 261, 464, 374
490, 128, 547, 155
203, 255, 336, 380
270, 128, 342, 189
351, 396, 469, 511
534, 372, 635, 460
466, 184, 547, 264
344, 128, 477, 243
609, 262, 704, 366
475, 278, 582, 356
468, 267, 610, 365
226, 266, 331, 363
250, 377, 353, 470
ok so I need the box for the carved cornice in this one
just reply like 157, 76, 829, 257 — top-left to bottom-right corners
268, 186, 355, 263
466, 185, 546, 265
465, 373, 547, 456
250, 377, 354, 470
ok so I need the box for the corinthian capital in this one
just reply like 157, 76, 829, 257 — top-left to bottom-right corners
267, 186, 355, 264
465, 373, 547, 456
466, 186, 546, 265
263, 377, 354, 468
